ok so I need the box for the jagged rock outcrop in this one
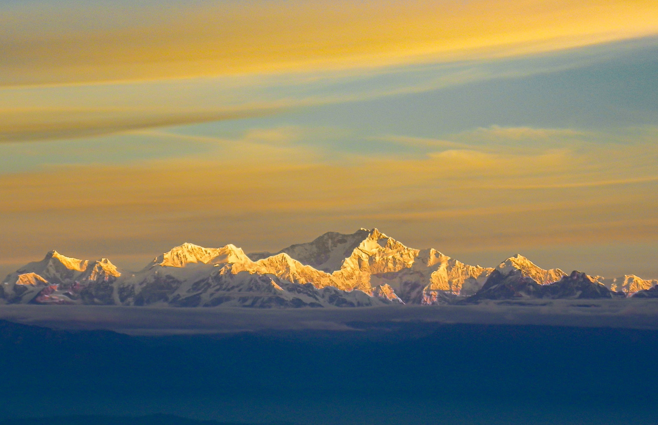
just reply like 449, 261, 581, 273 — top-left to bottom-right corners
372, 284, 404, 304
465, 270, 625, 303
543, 271, 626, 299
465, 269, 544, 302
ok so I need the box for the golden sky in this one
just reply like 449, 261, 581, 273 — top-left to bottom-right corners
1, 0, 657, 278
2, 0, 657, 86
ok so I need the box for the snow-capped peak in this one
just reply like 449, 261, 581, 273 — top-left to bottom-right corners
362, 228, 399, 245
249, 229, 372, 273
151, 242, 248, 268
83, 258, 121, 280
497, 254, 566, 285
366, 227, 384, 238
15, 250, 89, 276
357, 228, 412, 254
256, 252, 298, 266
593, 274, 658, 294
344, 229, 419, 276
499, 253, 531, 266
43, 250, 88, 272
416, 248, 450, 268
499, 254, 543, 271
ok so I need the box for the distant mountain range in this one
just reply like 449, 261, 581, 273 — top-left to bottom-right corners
2, 228, 656, 307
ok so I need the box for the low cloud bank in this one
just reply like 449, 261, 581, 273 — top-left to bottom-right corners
2, 300, 658, 335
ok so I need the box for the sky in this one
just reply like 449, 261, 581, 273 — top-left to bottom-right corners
1, 0, 657, 279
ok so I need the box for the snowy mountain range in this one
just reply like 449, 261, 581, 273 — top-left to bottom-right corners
1, 228, 656, 307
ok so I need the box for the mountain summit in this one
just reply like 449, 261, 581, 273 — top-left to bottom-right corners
2, 251, 121, 304
150, 243, 249, 268
497, 254, 566, 284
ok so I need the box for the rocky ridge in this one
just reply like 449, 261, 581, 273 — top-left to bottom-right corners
465, 269, 626, 303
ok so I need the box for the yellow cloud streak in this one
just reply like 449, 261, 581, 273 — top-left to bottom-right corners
0, 106, 286, 143
2, 0, 657, 86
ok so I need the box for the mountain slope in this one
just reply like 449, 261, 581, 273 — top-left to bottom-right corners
544, 271, 626, 299
633, 285, 658, 298
465, 269, 544, 302
371, 248, 492, 303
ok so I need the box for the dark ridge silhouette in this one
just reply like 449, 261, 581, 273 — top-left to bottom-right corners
634, 284, 658, 298
465, 269, 626, 302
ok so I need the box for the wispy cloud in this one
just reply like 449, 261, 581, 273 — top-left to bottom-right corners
0, 106, 286, 143
2, 38, 654, 145
2, 0, 657, 86
377, 135, 474, 150
458, 126, 586, 141
481, 175, 658, 190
